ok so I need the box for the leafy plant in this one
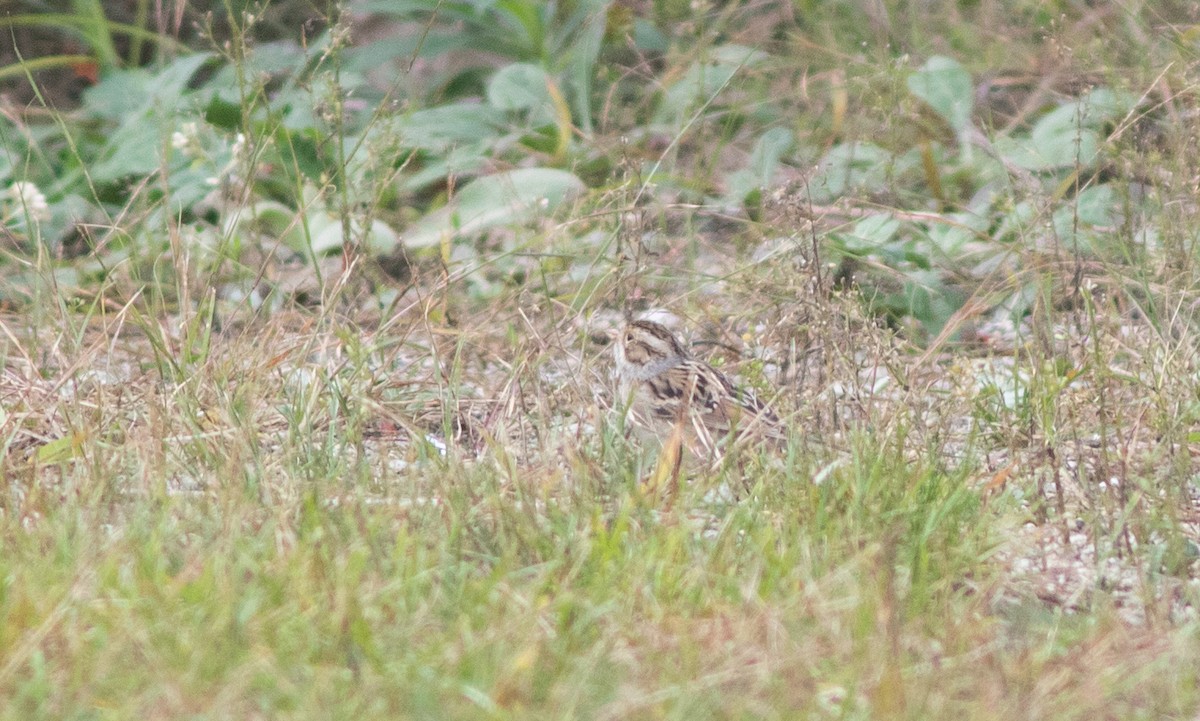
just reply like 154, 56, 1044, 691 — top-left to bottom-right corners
356, 0, 611, 131
802, 52, 1148, 335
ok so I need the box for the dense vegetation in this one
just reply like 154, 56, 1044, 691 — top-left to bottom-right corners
2, 1, 1199, 718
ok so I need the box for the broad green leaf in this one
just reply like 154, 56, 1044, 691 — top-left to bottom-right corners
487, 63, 554, 121
80, 70, 151, 120
142, 52, 214, 102
1032, 105, 1100, 168
723, 126, 794, 205
925, 211, 990, 256
633, 18, 668, 52
91, 120, 164, 179
399, 146, 492, 192
1050, 183, 1120, 256
203, 42, 309, 107
225, 200, 299, 245
901, 268, 958, 335
81, 52, 211, 119
86, 54, 215, 181
1072, 183, 1116, 227
310, 216, 401, 256
993, 87, 1136, 171
560, 0, 608, 134
404, 168, 586, 249
993, 129, 1095, 171
748, 127, 794, 180
348, 31, 476, 72
907, 55, 973, 133
36, 431, 86, 464
848, 213, 900, 252
398, 104, 507, 151
828, 213, 902, 258
808, 142, 892, 201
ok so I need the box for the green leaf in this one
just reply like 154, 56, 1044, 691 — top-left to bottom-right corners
907, 55, 973, 133
487, 63, 554, 120
748, 127, 794, 180
847, 213, 900, 252
901, 268, 958, 335
398, 146, 492, 192
808, 142, 893, 201
633, 18, 668, 52
310, 216, 401, 256
142, 52, 214, 104
924, 211, 990, 256
85, 54, 214, 181
723, 126, 794, 205
225, 199, 297, 242
398, 104, 507, 151
81, 53, 211, 119
992, 88, 1135, 171
36, 431, 85, 464
202, 42, 309, 107
348, 31, 476, 72
1072, 183, 1116, 227
90, 121, 166, 180
1050, 183, 1120, 256
404, 168, 586, 249
561, 0, 608, 134
80, 71, 149, 120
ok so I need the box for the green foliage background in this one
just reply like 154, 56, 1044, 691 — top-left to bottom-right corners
3, 2, 1200, 719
